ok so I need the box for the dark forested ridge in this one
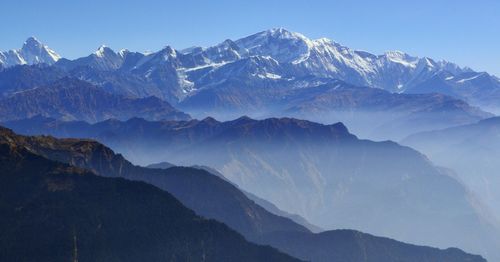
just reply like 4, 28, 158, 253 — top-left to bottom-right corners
0, 127, 301, 262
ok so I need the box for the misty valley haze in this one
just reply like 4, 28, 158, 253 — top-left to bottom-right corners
1, 25, 499, 262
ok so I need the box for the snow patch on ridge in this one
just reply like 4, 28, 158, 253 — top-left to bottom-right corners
457, 73, 485, 83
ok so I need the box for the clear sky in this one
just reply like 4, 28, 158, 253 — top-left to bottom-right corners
1, 0, 499, 75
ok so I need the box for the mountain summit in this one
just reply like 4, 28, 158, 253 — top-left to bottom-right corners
0, 37, 60, 67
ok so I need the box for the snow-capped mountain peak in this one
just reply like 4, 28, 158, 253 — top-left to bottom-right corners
78, 45, 124, 71
313, 37, 335, 45
21, 36, 61, 64
384, 51, 418, 66
235, 28, 314, 64
0, 37, 61, 67
266, 27, 310, 41
22, 37, 43, 50
162, 46, 177, 58
118, 49, 130, 58
94, 45, 114, 58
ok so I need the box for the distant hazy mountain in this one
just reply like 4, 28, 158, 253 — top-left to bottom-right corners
0, 64, 488, 139
179, 79, 490, 139
258, 230, 486, 262
0, 127, 300, 262
6, 116, 500, 261
402, 116, 500, 223
0, 77, 190, 122
240, 187, 324, 233
405, 71, 500, 113
1, 125, 487, 262
147, 162, 324, 233
145, 161, 176, 169
0, 64, 66, 97
0, 37, 60, 67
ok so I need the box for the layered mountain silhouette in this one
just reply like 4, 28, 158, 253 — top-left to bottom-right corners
0, 77, 190, 122
405, 71, 500, 113
403, 116, 500, 223
5, 116, 500, 261
0, 127, 300, 262
179, 79, 490, 139
1, 31, 499, 261
0, 125, 487, 262
258, 230, 486, 262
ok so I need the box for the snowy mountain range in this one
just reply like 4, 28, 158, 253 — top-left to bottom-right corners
1, 29, 497, 107
0, 29, 498, 139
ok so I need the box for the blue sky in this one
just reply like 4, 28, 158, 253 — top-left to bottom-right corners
1, 0, 499, 75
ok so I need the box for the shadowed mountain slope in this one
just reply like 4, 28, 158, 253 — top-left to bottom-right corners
0, 77, 190, 122
0, 125, 488, 262
0, 127, 300, 262
3, 117, 500, 261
